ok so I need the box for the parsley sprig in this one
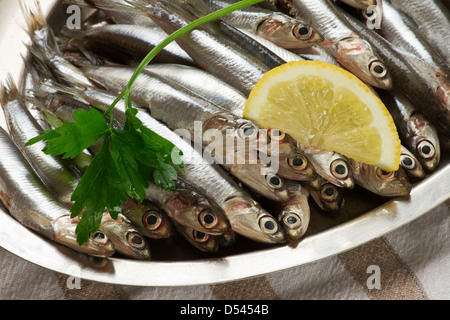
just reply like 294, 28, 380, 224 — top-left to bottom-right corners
26, 0, 264, 245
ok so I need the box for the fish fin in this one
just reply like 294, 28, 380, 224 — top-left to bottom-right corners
19, 0, 48, 35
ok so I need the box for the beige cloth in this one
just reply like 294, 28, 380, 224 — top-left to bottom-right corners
1, 201, 448, 300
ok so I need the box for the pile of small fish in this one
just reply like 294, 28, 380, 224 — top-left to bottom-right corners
0, 0, 448, 261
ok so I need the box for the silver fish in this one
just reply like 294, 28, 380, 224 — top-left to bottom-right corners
70, 24, 195, 66
20, 0, 94, 89
303, 175, 345, 214
270, 0, 393, 89
174, 222, 221, 253
98, 213, 151, 260
299, 144, 354, 189
400, 145, 426, 181
43, 81, 285, 244
389, 0, 450, 68
276, 181, 310, 243
202, 0, 324, 49
341, 6, 450, 138
377, 89, 441, 172
80, 65, 290, 201
0, 76, 79, 206
121, 198, 173, 239
0, 124, 114, 258
348, 159, 412, 197
83, 0, 158, 27
379, 1, 450, 82
143, 64, 315, 181
123, 0, 277, 96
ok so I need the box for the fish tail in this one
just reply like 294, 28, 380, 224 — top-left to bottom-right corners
19, 0, 47, 36
0, 74, 21, 107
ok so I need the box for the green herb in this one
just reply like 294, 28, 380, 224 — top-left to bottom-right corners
26, 0, 264, 245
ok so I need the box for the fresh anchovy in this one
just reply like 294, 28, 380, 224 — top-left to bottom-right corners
337, 0, 377, 10
143, 63, 316, 181
348, 159, 412, 197
98, 213, 151, 259
80, 65, 290, 201
84, 0, 158, 27
340, 7, 450, 138
270, 0, 392, 89
124, 0, 278, 96
399, 145, 426, 181
0, 77, 79, 206
276, 181, 310, 243
43, 80, 285, 244
299, 144, 354, 189
303, 176, 345, 213
292, 45, 345, 68
174, 222, 221, 253
376, 89, 441, 172
21, 0, 94, 89
202, 0, 324, 49
389, 0, 450, 68
145, 180, 230, 235
121, 198, 173, 239
69, 24, 195, 66
0, 125, 114, 257
379, 1, 450, 83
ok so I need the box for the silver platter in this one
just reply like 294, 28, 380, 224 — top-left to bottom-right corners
0, 0, 449, 286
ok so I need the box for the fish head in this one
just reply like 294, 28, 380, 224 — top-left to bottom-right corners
335, 36, 392, 89
255, 13, 324, 49
277, 152, 317, 181
166, 189, 230, 235
279, 183, 310, 242
310, 179, 345, 214
351, 160, 412, 196
122, 199, 173, 239
53, 215, 115, 257
303, 147, 354, 189
175, 223, 220, 253
99, 214, 151, 260
407, 113, 441, 172
227, 155, 290, 202
399, 146, 426, 181
202, 112, 266, 154
223, 194, 286, 244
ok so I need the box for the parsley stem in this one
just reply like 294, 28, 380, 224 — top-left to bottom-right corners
102, 0, 264, 116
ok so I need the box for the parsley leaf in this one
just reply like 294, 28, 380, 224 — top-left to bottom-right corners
26, 107, 109, 159
70, 132, 126, 245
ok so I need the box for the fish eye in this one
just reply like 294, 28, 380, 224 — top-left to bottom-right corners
400, 154, 416, 170
268, 129, 285, 141
417, 140, 435, 159
193, 230, 210, 243
259, 216, 279, 234
142, 210, 162, 231
320, 184, 339, 201
330, 159, 349, 179
126, 232, 146, 249
369, 60, 387, 78
288, 155, 308, 171
92, 231, 108, 245
282, 212, 302, 229
238, 123, 258, 140
266, 174, 284, 189
199, 210, 218, 229
293, 24, 313, 40
376, 168, 396, 179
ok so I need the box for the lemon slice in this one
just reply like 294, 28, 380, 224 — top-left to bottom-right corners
243, 60, 401, 171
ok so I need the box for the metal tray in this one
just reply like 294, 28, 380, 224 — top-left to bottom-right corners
0, 0, 449, 286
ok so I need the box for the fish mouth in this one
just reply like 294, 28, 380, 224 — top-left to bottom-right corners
336, 37, 392, 89
222, 196, 286, 244
53, 216, 115, 257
